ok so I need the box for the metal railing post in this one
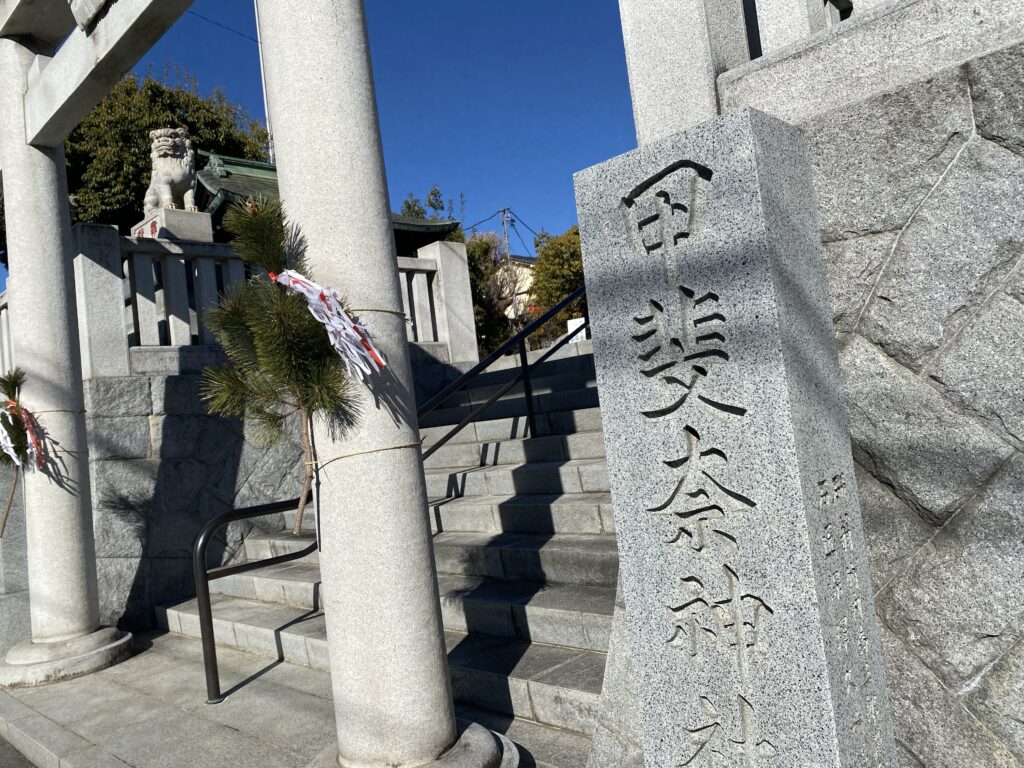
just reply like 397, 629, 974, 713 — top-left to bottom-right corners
193, 528, 224, 704
518, 338, 538, 437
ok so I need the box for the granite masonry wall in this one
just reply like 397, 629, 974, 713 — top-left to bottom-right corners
84, 348, 305, 631
802, 40, 1024, 767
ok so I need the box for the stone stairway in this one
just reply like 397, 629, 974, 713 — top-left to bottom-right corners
159, 345, 615, 768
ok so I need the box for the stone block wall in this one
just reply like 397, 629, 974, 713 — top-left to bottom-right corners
0, 463, 29, 657
800, 41, 1024, 766
85, 348, 304, 630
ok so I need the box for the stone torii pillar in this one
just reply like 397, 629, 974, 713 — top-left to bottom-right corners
617, 0, 749, 145
256, 2, 511, 766
0, 38, 130, 686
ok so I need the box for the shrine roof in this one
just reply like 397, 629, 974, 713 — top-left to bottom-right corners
195, 152, 461, 248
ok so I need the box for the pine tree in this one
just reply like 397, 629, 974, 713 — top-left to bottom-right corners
201, 198, 358, 535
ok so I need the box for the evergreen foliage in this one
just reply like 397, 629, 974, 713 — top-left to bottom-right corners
201, 199, 357, 534
0, 73, 268, 265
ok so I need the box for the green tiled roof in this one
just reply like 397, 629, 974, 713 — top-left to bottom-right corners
196, 152, 461, 239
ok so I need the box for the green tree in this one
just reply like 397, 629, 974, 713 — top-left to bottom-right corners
0, 73, 268, 263
466, 232, 516, 354
399, 193, 426, 219
201, 199, 358, 535
530, 225, 586, 316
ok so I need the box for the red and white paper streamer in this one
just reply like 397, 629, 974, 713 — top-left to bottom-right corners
268, 269, 385, 382
0, 400, 45, 470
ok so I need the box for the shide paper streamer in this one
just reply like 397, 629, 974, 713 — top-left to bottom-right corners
268, 269, 385, 382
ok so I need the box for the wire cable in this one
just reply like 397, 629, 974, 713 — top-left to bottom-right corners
187, 10, 259, 44
463, 210, 502, 232
510, 209, 542, 239
510, 221, 534, 258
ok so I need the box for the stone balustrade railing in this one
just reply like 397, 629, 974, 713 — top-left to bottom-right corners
0, 225, 478, 376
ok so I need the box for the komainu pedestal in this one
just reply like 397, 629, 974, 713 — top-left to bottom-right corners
575, 108, 897, 767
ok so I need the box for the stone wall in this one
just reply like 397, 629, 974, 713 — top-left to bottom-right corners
801, 40, 1024, 767
85, 347, 304, 630
0, 463, 29, 657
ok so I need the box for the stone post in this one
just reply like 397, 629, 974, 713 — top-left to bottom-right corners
617, 0, 749, 145
575, 108, 897, 766
73, 224, 132, 379
755, 0, 826, 54
0, 39, 130, 686
421, 241, 480, 365
255, 3, 510, 767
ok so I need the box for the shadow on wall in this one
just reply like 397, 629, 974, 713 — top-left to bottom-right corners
88, 349, 302, 632
0, 462, 29, 656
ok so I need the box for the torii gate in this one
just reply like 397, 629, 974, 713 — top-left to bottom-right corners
0, 2, 507, 767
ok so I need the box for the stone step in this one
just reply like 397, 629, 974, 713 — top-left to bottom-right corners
429, 492, 615, 536
210, 566, 614, 653
438, 575, 614, 652
424, 458, 610, 499
419, 407, 604, 449
432, 370, 597, 412
422, 430, 606, 471
446, 630, 604, 735
157, 596, 604, 735
285, 491, 615, 536
455, 706, 593, 768
433, 532, 619, 587
242, 531, 620, 588
419, 387, 600, 430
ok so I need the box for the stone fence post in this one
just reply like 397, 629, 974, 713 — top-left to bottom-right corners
419, 241, 480, 365
73, 223, 131, 379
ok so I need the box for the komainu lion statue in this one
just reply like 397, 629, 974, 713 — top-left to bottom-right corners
143, 128, 198, 218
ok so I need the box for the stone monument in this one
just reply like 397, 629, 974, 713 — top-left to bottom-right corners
134, 127, 212, 242
575, 108, 896, 767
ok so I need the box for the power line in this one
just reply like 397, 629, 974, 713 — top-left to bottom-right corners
510, 221, 534, 258
186, 10, 259, 44
463, 210, 502, 232
509, 209, 542, 239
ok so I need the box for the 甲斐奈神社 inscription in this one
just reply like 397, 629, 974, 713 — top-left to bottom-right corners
575, 109, 896, 767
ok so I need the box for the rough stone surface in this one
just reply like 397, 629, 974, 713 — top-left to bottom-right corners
963, 638, 1024, 758
839, 334, 1013, 522
880, 628, 1019, 768
576, 109, 895, 766
928, 295, 1024, 448
802, 67, 972, 241
586, 585, 642, 768
860, 137, 1024, 371
824, 233, 895, 337
84, 378, 150, 417
719, 0, 1024, 126
87, 417, 150, 461
877, 455, 1024, 692
854, 465, 934, 594
969, 41, 1024, 158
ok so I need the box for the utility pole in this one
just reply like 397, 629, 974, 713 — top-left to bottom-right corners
500, 207, 512, 265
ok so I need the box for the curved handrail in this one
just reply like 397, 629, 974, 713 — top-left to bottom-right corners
194, 284, 588, 704
193, 493, 313, 704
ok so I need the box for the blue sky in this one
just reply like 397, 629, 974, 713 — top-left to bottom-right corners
134, 0, 638, 254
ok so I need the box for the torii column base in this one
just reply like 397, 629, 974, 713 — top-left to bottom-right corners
309, 723, 519, 768
0, 628, 131, 688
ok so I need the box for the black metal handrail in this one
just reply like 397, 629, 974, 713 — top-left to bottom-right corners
193, 285, 587, 704
193, 493, 313, 704
417, 284, 588, 459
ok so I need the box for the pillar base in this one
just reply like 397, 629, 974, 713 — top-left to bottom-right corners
309, 723, 518, 768
0, 628, 131, 688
